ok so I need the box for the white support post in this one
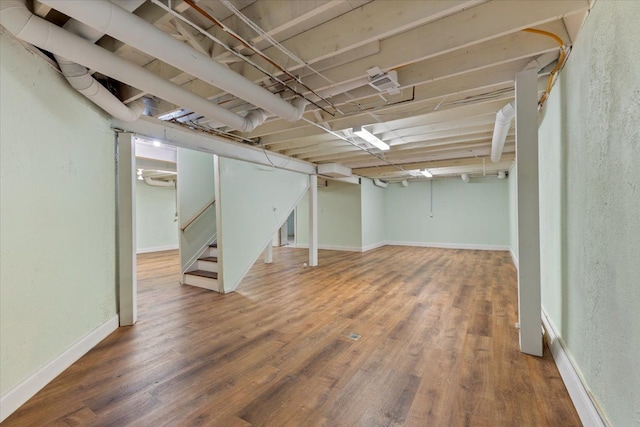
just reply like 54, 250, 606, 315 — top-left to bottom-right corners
515, 67, 542, 356
309, 174, 318, 267
117, 132, 137, 326
264, 239, 273, 264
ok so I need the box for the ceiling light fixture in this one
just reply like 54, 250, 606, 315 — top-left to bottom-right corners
353, 126, 389, 151
153, 140, 162, 147
421, 169, 433, 178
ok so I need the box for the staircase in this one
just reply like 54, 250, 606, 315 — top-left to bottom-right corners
183, 243, 219, 291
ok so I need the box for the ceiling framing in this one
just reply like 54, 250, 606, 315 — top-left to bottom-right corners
33, 0, 591, 182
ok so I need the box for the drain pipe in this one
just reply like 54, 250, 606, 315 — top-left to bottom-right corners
490, 101, 515, 163
0, 0, 267, 132
53, 0, 146, 122
40, 0, 308, 123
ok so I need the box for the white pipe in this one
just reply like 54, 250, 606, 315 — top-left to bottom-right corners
143, 177, 175, 187
0, 0, 266, 132
53, 1, 146, 122
373, 179, 388, 188
490, 101, 515, 163
40, 0, 307, 123
55, 57, 144, 122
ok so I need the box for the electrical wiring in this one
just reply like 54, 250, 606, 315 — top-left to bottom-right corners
522, 28, 568, 106
182, 0, 337, 115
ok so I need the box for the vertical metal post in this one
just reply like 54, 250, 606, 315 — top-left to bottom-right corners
516, 68, 543, 356
309, 174, 318, 267
117, 132, 137, 326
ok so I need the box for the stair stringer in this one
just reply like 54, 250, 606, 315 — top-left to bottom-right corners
180, 233, 216, 280
217, 157, 310, 293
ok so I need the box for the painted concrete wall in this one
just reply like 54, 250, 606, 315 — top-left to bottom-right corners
177, 148, 216, 268
360, 178, 385, 250
384, 178, 510, 248
537, 2, 640, 424
0, 34, 116, 395
135, 180, 178, 253
296, 180, 362, 250
219, 158, 308, 292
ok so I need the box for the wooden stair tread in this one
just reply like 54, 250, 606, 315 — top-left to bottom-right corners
199, 256, 218, 262
185, 270, 218, 279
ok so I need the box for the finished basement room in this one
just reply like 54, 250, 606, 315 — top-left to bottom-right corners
1, 0, 638, 425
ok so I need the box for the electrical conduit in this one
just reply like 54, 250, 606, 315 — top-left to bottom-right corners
39, 0, 308, 123
0, 0, 267, 132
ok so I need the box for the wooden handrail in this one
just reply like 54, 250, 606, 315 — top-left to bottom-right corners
181, 197, 215, 232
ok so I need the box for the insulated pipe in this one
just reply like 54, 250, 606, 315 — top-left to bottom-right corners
55, 58, 145, 122
144, 177, 175, 187
490, 101, 515, 163
40, 0, 307, 123
53, 0, 146, 122
0, 0, 266, 132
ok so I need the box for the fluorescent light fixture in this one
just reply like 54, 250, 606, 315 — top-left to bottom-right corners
421, 169, 432, 178
353, 126, 389, 151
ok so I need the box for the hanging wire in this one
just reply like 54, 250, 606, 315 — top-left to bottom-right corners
522, 28, 568, 106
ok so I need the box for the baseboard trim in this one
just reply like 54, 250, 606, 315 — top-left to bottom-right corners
0, 315, 119, 422
541, 310, 608, 427
510, 247, 519, 270
293, 242, 509, 252
293, 243, 363, 252
385, 241, 510, 251
361, 242, 386, 252
137, 244, 178, 254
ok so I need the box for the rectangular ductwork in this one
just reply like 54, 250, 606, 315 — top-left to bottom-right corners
317, 163, 352, 178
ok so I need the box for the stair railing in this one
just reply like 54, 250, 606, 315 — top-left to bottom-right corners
181, 197, 215, 233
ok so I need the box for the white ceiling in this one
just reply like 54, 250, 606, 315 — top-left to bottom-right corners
35, 0, 591, 182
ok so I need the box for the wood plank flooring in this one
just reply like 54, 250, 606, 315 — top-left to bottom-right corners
3, 246, 581, 426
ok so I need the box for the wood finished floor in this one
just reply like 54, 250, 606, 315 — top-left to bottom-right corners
4, 246, 580, 426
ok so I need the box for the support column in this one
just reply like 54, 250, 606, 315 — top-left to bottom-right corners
515, 68, 542, 356
116, 132, 137, 326
309, 174, 318, 267
264, 239, 273, 264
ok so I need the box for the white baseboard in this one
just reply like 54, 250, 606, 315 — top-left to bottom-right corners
385, 241, 510, 251
361, 242, 386, 252
293, 241, 509, 252
137, 244, 179, 254
0, 315, 119, 423
293, 243, 363, 252
510, 247, 519, 269
541, 310, 608, 427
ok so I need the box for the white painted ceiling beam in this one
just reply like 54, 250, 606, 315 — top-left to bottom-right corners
112, 115, 316, 175
298, 0, 587, 90
248, 60, 532, 141
351, 152, 516, 176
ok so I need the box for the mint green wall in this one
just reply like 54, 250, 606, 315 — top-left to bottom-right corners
538, 86, 563, 326
537, 2, 640, 424
384, 178, 510, 248
218, 158, 308, 292
135, 180, 178, 252
1, 34, 116, 395
360, 178, 385, 249
508, 162, 518, 262
296, 180, 362, 250
177, 148, 216, 268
